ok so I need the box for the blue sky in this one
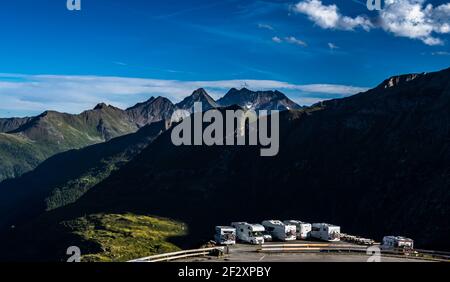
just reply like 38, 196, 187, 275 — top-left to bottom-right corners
0, 0, 449, 117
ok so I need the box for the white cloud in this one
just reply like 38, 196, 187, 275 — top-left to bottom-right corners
294, 97, 328, 106
113, 61, 128, 66
0, 73, 368, 117
380, 0, 450, 45
431, 51, 450, 55
272, 36, 282, 43
285, 36, 308, 46
258, 23, 274, 30
293, 0, 450, 46
293, 0, 373, 31
328, 42, 339, 49
271, 36, 308, 46
291, 84, 368, 95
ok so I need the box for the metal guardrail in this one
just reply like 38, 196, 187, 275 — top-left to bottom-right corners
259, 243, 368, 253
128, 247, 225, 262
127, 244, 450, 262
402, 249, 450, 260
259, 243, 450, 261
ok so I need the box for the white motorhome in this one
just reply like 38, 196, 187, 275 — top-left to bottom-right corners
311, 223, 341, 242
262, 220, 296, 241
382, 236, 414, 250
231, 222, 265, 245
262, 231, 273, 242
214, 226, 236, 245
284, 220, 312, 240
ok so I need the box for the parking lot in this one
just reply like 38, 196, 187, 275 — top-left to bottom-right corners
181, 241, 430, 262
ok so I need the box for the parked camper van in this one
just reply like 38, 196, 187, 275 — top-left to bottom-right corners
231, 222, 265, 245
262, 220, 296, 241
284, 220, 312, 240
214, 226, 236, 245
382, 236, 414, 250
311, 223, 341, 242
262, 231, 273, 242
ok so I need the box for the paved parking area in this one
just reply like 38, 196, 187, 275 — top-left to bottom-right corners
181, 242, 429, 262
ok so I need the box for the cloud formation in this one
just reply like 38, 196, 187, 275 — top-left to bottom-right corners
0, 73, 368, 117
380, 0, 450, 45
293, 0, 450, 46
285, 36, 308, 46
328, 42, 339, 49
431, 51, 450, 55
293, 0, 373, 31
271, 36, 308, 46
272, 36, 282, 43
258, 23, 275, 30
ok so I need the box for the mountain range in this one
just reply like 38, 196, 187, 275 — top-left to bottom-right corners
0, 117, 33, 133
0, 67, 449, 261
217, 87, 301, 111
0, 88, 299, 182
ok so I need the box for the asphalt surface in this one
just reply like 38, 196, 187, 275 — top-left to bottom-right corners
198, 253, 425, 262
181, 241, 429, 262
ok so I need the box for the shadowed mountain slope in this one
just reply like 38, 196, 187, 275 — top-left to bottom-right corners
0, 120, 168, 230
71, 68, 450, 248
2, 68, 449, 261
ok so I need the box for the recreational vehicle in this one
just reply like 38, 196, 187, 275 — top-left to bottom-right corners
311, 223, 341, 242
261, 220, 296, 241
231, 222, 265, 245
214, 226, 236, 245
382, 236, 414, 250
283, 220, 312, 239
262, 231, 273, 242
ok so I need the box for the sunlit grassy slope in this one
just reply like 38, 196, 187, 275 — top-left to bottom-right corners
63, 213, 187, 262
